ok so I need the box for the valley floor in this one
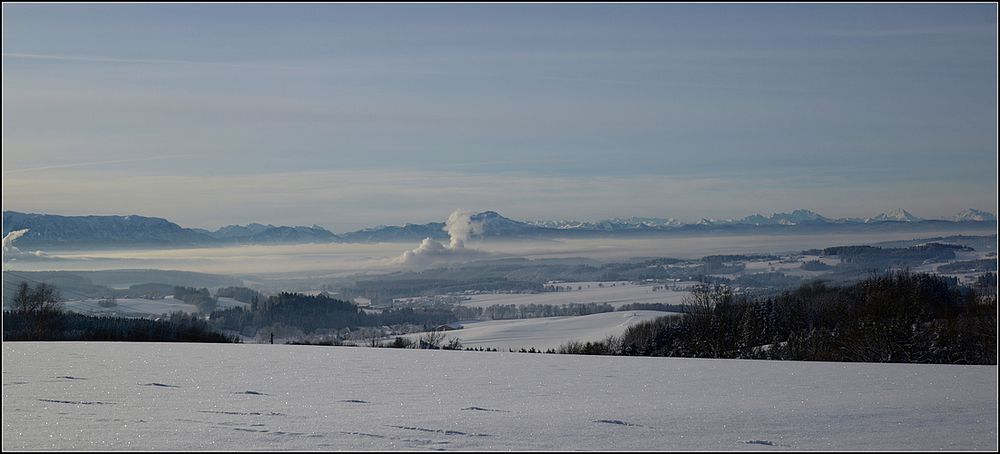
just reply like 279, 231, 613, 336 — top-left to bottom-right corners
2, 342, 997, 451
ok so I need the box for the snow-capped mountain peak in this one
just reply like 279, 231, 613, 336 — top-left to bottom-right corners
867, 209, 922, 223
736, 209, 827, 226
952, 208, 996, 222
526, 216, 683, 230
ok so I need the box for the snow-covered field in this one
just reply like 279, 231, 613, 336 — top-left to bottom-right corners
216, 297, 252, 310
741, 256, 840, 278
3, 343, 996, 451
402, 310, 678, 351
61, 298, 199, 317
61, 296, 249, 318
459, 282, 693, 309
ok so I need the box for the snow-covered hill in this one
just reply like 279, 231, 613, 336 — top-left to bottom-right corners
402, 310, 678, 351
3, 343, 996, 450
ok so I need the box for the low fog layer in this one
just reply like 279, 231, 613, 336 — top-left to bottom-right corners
2, 230, 993, 276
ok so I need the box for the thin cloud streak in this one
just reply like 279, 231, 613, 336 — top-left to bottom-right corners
2, 155, 193, 174
2, 52, 305, 70
820, 24, 995, 37
3, 51, 812, 95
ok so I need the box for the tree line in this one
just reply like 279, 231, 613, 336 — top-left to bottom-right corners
173, 286, 218, 313
556, 271, 997, 364
3, 282, 237, 343
209, 292, 456, 335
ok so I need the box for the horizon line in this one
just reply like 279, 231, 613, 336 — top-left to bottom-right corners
2, 207, 995, 233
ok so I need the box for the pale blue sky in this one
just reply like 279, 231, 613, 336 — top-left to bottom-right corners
2, 3, 997, 230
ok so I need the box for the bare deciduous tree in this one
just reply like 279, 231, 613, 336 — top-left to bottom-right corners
419, 330, 446, 349
444, 337, 463, 350
10, 281, 62, 316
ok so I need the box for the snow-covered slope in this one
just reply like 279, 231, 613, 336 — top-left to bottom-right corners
458, 282, 693, 309
403, 310, 678, 351
3, 343, 996, 451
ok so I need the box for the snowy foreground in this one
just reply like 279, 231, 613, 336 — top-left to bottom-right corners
3, 343, 997, 451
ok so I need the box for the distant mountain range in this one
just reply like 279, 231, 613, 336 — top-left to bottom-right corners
3, 212, 213, 248
192, 223, 338, 244
527, 208, 995, 229
529, 216, 685, 230
2, 212, 339, 249
2, 208, 995, 249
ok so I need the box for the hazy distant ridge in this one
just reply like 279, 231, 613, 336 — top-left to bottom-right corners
3, 208, 995, 248
3, 211, 338, 248
2, 212, 215, 247
527, 208, 994, 229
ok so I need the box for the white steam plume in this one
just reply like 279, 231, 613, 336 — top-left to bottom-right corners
395, 238, 450, 265
444, 209, 484, 249
2, 229, 30, 253
394, 210, 492, 267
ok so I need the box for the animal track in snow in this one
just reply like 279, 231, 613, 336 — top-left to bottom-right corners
594, 419, 644, 427
462, 406, 510, 412
387, 425, 491, 437
339, 431, 386, 439
198, 410, 285, 416
141, 382, 180, 388
38, 398, 115, 405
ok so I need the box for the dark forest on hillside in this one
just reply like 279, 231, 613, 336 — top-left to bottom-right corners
557, 271, 997, 365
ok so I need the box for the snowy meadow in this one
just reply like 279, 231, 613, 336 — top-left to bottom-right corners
3, 342, 996, 451
400, 310, 680, 351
